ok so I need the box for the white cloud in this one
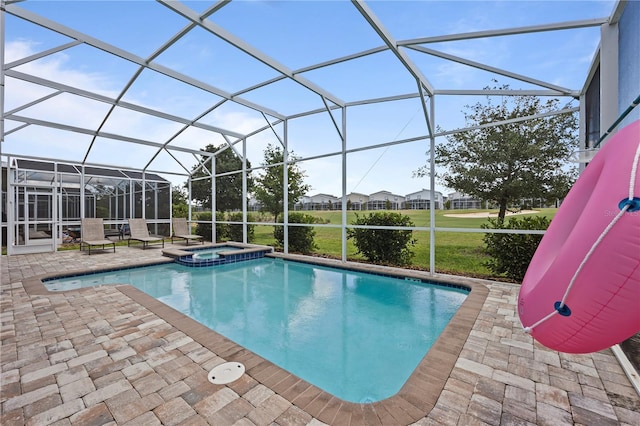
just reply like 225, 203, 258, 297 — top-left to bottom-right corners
8, 41, 118, 98
3, 39, 268, 182
5, 39, 39, 63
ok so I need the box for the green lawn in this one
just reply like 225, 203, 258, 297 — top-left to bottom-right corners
47, 208, 555, 280
251, 208, 557, 280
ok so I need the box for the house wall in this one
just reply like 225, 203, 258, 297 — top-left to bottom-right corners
618, 0, 640, 127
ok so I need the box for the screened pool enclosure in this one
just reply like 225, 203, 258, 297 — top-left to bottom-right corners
3, 159, 170, 254
1, 1, 639, 267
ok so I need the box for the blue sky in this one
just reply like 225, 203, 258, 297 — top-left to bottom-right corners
2, 0, 616, 196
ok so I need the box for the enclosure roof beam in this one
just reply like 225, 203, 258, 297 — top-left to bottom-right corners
4, 3, 285, 120
162, 148, 192, 176
345, 93, 422, 108
293, 46, 388, 74
3, 89, 63, 116
6, 114, 213, 156
4, 40, 82, 69
406, 45, 575, 96
215, 135, 247, 166
435, 106, 580, 137
231, 76, 287, 98
351, 0, 435, 96
434, 89, 579, 97
5, 70, 247, 138
321, 96, 344, 141
252, 91, 423, 122
170, 106, 581, 173
144, 100, 230, 172
286, 18, 607, 89
609, 0, 627, 24
398, 17, 608, 45
157, 0, 346, 108
142, 0, 233, 172
2, 123, 28, 136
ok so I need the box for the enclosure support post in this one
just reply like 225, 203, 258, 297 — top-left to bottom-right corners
429, 96, 436, 275
341, 106, 348, 263
283, 120, 289, 254
187, 178, 192, 222
242, 138, 248, 244
211, 159, 216, 243
80, 167, 85, 220
141, 172, 146, 220
128, 178, 136, 223
0, 3, 4, 254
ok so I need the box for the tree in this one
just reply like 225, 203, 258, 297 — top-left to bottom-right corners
415, 83, 578, 220
254, 144, 310, 223
172, 187, 189, 218
188, 144, 253, 212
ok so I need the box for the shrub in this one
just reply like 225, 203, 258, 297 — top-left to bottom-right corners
194, 212, 226, 242
274, 212, 317, 254
481, 216, 551, 282
347, 212, 416, 266
172, 202, 188, 218
226, 212, 255, 242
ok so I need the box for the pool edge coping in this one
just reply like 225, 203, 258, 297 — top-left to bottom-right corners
20, 253, 490, 423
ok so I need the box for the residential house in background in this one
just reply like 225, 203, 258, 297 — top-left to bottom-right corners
405, 189, 444, 210
247, 194, 261, 212
367, 190, 405, 210
345, 192, 369, 210
447, 192, 483, 210
296, 193, 341, 211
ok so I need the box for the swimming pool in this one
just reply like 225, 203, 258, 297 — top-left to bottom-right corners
44, 257, 468, 402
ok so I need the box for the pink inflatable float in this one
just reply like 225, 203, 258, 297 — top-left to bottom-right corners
518, 119, 640, 353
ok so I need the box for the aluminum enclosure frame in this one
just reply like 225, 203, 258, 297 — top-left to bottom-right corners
0, 0, 621, 264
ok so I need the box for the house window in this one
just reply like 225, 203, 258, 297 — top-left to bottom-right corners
585, 65, 600, 149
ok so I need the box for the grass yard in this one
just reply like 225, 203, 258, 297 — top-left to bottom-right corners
51, 209, 555, 280
250, 208, 557, 280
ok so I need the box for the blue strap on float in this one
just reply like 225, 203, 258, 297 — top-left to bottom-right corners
619, 197, 640, 212
524, 133, 640, 334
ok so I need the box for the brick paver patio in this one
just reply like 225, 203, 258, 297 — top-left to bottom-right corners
1, 245, 638, 425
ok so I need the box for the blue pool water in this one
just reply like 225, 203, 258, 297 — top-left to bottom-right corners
45, 258, 468, 402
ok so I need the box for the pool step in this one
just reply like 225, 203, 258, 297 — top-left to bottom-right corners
162, 248, 193, 258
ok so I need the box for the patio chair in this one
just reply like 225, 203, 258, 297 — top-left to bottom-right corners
171, 218, 204, 246
80, 218, 116, 255
127, 218, 165, 249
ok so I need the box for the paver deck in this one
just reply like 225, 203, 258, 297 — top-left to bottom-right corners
1, 245, 639, 425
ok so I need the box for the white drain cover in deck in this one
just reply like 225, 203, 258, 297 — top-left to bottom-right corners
208, 362, 245, 384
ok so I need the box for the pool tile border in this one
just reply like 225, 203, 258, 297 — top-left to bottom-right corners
267, 253, 472, 293
22, 257, 175, 295
20, 253, 489, 423
176, 246, 273, 267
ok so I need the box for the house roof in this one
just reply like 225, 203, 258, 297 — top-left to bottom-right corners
14, 159, 168, 182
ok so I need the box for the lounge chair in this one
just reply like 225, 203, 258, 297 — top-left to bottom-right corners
127, 219, 165, 249
80, 218, 116, 255
171, 218, 204, 246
